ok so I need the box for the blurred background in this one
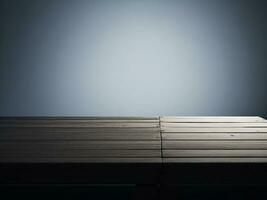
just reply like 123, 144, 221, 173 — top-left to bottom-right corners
0, 0, 267, 117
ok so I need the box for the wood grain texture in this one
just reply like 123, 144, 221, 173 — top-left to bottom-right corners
0, 132, 160, 140
163, 150, 267, 157
0, 141, 161, 149
0, 127, 160, 134
0, 116, 159, 120
162, 127, 267, 133
163, 158, 267, 163
2, 116, 267, 164
161, 116, 266, 123
0, 117, 161, 163
0, 150, 160, 157
162, 122, 267, 128
163, 133, 267, 140
0, 157, 162, 163
163, 141, 267, 149
0, 122, 159, 128
161, 116, 267, 163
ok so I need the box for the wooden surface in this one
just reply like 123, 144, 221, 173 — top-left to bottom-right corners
1, 116, 267, 163
161, 116, 267, 163
0, 117, 161, 163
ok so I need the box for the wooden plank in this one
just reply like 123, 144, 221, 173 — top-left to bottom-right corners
0, 122, 159, 128
0, 117, 159, 120
0, 127, 160, 133
0, 150, 161, 157
161, 116, 266, 123
0, 141, 161, 150
0, 157, 162, 163
163, 158, 267, 163
0, 132, 160, 140
162, 127, 267, 133
163, 150, 267, 157
162, 122, 267, 128
163, 141, 267, 149
163, 133, 267, 140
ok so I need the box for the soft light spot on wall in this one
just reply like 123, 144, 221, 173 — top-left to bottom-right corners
1, 0, 265, 116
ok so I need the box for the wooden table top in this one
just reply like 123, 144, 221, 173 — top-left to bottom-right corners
1, 116, 267, 163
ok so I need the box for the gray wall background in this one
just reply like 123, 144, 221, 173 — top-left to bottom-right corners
0, 0, 267, 117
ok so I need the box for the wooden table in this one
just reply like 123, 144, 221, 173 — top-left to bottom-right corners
1, 116, 267, 185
